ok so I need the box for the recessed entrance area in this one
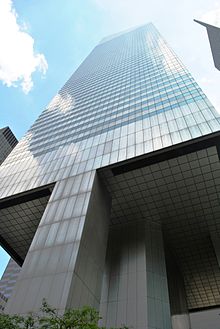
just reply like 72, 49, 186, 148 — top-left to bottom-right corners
0, 184, 54, 266
99, 141, 220, 312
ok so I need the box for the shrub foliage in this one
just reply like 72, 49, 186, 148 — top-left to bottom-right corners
0, 299, 128, 329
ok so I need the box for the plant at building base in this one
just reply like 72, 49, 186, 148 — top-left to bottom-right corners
0, 313, 35, 329
0, 299, 129, 329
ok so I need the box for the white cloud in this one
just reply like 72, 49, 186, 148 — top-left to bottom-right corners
94, 0, 147, 13
93, 0, 155, 29
200, 3, 220, 26
199, 77, 214, 84
0, 0, 48, 94
47, 93, 75, 113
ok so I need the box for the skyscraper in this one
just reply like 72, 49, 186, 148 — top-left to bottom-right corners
1, 23, 220, 329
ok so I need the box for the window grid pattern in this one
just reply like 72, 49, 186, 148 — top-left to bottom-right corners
0, 24, 220, 200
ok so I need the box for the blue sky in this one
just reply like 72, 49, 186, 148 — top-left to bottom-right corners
0, 0, 220, 277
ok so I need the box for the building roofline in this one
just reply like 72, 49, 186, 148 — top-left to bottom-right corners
99, 22, 153, 45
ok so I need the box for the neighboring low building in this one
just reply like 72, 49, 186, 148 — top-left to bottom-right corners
0, 258, 20, 312
0, 292, 8, 313
0, 127, 18, 165
195, 19, 220, 71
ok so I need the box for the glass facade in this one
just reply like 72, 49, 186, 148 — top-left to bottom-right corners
0, 24, 220, 200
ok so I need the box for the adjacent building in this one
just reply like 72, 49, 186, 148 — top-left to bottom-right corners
0, 24, 220, 329
195, 19, 220, 71
0, 292, 7, 313
0, 259, 20, 313
0, 127, 17, 165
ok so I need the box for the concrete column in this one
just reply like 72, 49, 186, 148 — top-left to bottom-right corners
5, 171, 111, 314
99, 221, 171, 329
165, 248, 191, 329
66, 173, 111, 310
171, 315, 191, 329
146, 222, 172, 329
